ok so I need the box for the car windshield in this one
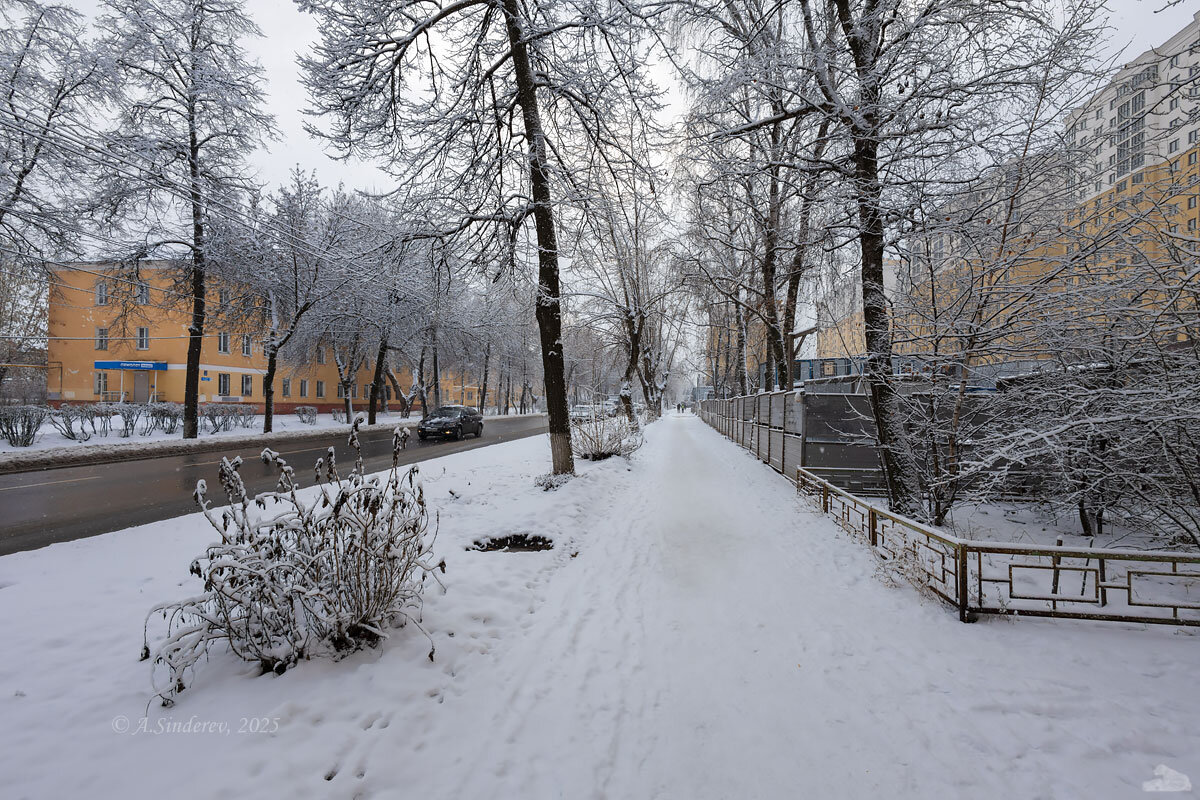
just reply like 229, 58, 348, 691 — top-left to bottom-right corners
431, 407, 462, 417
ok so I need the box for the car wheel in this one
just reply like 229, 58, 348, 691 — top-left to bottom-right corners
418, 432, 426, 440
476, 423, 484, 438
454, 426, 463, 441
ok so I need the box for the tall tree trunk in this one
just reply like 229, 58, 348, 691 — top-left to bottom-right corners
262, 344, 278, 433
620, 315, 642, 426
854, 135, 923, 517
735, 300, 748, 396
758, 135, 789, 391
182, 108, 205, 440
478, 342, 491, 412
501, 0, 574, 474
430, 332, 441, 409
368, 333, 388, 425
385, 368, 408, 416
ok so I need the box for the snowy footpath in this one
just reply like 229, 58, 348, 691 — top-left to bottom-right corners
1, 415, 1196, 799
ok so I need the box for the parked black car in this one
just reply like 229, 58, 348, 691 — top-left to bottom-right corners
417, 406, 484, 440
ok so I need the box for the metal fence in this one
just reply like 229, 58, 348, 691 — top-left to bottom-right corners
698, 390, 886, 494
698, 396, 1200, 627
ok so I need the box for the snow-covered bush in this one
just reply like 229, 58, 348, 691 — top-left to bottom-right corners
144, 402, 184, 435
142, 419, 443, 704
0, 405, 48, 446
87, 403, 115, 437
331, 406, 347, 423
114, 403, 144, 438
570, 415, 643, 461
294, 405, 317, 425
231, 403, 256, 428
48, 404, 93, 441
200, 402, 257, 432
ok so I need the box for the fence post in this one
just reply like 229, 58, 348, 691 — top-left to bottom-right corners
765, 394, 773, 465
957, 544, 970, 622
1051, 536, 1063, 611
868, 507, 878, 548
821, 484, 830, 514
780, 396, 788, 480
1098, 558, 1107, 607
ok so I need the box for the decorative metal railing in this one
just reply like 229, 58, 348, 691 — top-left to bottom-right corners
698, 399, 1200, 627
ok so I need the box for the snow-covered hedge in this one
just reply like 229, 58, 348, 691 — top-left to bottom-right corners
46, 404, 93, 442
142, 418, 443, 704
199, 402, 257, 433
570, 415, 643, 461
0, 405, 48, 447
294, 405, 318, 425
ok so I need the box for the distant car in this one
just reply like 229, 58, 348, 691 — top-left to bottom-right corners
569, 405, 596, 421
418, 406, 483, 440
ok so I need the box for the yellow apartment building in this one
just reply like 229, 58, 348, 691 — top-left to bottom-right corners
46, 261, 485, 412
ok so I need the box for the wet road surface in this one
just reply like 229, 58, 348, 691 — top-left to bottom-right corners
0, 415, 548, 556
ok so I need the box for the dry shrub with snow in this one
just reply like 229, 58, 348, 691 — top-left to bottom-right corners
570, 415, 643, 461
142, 418, 443, 704
0, 405, 48, 446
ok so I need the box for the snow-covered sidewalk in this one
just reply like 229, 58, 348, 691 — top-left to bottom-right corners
1, 415, 1196, 799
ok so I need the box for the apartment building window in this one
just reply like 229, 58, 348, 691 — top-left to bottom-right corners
218, 288, 230, 308
241, 374, 253, 396
1170, 139, 1180, 153
1189, 196, 1197, 210
316, 348, 326, 364
1114, 90, 1146, 177
281, 379, 291, 398
1189, 218, 1197, 231
95, 281, 108, 306
351, 383, 358, 399
218, 373, 230, 396
136, 283, 150, 304
1191, 131, 1199, 144
136, 327, 149, 350
337, 383, 344, 398
95, 327, 109, 350
1170, 98, 1180, 111
299, 379, 308, 398
316, 380, 325, 398
242, 334, 252, 357
1132, 172, 1144, 185
218, 332, 230, 353
363, 383, 371, 399
94, 372, 108, 396
1190, 152, 1198, 166
1117, 179, 1127, 192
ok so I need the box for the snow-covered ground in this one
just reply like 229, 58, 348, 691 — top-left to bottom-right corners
1, 415, 1196, 799
945, 499, 1199, 551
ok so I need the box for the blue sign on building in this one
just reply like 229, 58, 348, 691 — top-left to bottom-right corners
93, 360, 168, 371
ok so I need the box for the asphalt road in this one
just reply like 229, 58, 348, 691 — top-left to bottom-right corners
0, 414, 548, 556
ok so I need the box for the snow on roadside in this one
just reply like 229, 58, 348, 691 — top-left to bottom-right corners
0, 409, 413, 456
0, 411, 544, 470
1, 416, 1197, 799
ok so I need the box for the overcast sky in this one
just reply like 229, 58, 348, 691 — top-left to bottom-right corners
63, 0, 1200, 194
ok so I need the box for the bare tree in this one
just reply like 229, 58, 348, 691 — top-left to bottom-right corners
99, 0, 274, 437
298, 0, 666, 474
